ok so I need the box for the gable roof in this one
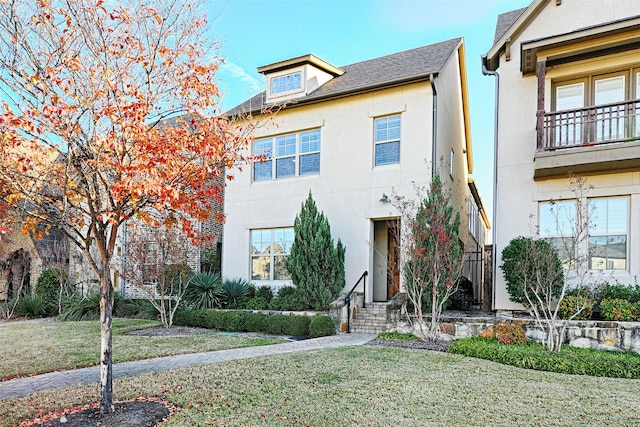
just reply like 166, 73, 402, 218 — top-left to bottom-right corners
226, 37, 463, 116
494, 7, 527, 44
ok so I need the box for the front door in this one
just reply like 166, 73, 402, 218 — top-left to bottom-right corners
387, 226, 400, 299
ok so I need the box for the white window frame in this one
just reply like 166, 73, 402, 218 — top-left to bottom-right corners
269, 71, 303, 96
252, 129, 321, 181
374, 115, 401, 166
588, 196, 629, 271
250, 228, 294, 281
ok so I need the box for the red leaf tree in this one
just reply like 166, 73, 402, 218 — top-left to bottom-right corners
0, 0, 253, 414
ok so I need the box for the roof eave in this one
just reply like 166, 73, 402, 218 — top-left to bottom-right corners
485, 0, 547, 71
234, 73, 438, 118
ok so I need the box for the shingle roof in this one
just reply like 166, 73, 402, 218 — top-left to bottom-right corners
226, 37, 462, 116
493, 7, 527, 44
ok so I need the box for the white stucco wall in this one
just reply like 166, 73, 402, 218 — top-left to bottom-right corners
223, 48, 474, 301
492, 0, 640, 310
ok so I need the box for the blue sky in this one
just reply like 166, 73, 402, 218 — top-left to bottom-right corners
207, 0, 532, 229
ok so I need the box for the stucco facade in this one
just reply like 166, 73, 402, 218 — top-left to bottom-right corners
224, 39, 489, 305
485, 0, 640, 310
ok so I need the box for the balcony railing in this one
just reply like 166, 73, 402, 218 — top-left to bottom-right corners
539, 99, 640, 151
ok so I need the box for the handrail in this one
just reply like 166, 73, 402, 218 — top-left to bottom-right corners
344, 271, 368, 333
540, 98, 640, 150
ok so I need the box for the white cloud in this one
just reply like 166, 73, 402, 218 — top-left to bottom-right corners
219, 61, 263, 96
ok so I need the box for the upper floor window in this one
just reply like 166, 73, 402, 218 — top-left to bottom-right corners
250, 228, 293, 281
253, 129, 321, 181
270, 72, 302, 95
374, 115, 401, 166
588, 197, 628, 271
549, 70, 640, 147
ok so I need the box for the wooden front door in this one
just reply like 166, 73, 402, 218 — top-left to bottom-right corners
387, 226, 400, 300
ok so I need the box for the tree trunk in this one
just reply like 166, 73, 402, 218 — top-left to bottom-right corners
99, 268, 115, 415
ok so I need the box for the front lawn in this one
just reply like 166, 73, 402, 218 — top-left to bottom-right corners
0, 318, 281, 380
1, 346, 639, 426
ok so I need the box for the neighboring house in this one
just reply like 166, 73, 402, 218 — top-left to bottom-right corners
223, 38, 489, 306
483, 0, 640, 310
0, 221, 67, 301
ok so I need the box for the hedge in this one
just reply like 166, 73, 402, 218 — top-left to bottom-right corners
449, 337, 640, 379
173, 308, 334, 337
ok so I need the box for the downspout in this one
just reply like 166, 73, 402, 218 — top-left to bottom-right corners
481, 54, 499, 311
429, 73, 438, 179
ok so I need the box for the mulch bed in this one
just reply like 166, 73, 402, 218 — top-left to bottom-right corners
19, 397, 177, 427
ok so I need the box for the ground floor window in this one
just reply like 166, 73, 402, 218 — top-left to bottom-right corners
250, 228, 294, 280
538, 196, 629, 271
588, 197, 628, 270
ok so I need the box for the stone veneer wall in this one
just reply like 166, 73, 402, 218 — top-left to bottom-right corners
389, 311, 640, 354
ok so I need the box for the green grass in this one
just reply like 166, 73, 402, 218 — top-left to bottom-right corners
450, 337, 640, 379
1, 346, 639, 426
0, 318, 281, 380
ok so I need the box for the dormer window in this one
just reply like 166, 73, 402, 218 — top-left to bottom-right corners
258, 54, 344, 103
271, 72, 302, 95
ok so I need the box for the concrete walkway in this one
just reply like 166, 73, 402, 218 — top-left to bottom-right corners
0, 333, 375, 401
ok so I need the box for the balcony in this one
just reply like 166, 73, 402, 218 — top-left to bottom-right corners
534, 99, 640, 179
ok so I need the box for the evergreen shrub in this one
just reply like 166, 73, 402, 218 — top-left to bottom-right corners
309, 315, 336, 337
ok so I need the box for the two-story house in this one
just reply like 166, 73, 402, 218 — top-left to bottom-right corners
223, 38, 489, 310
484, 0, 640, 310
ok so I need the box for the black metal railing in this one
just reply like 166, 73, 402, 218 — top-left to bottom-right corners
344, 271, 368, 333
540, 98, 640, 150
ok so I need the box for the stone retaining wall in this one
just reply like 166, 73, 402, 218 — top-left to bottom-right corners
391, 312, 640, 353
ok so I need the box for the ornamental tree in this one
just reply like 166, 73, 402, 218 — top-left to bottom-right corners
0, 0, 253, 414
394, 175, 465, 341
286, 192, 345, 310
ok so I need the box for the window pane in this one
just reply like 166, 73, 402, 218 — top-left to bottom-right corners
274, 228, 294, 254
375, 116, 401, 142
300, 129, 320, 153
253, 138, 272, 156
595, 76, 625, 105
556, 83, 584, 110
274, 255, 290, 280
589, 197, 628, 234
589, 235, 626, 270
251, 230, 271, 254
276, 157, 295, 178
539, 201, 576, 237
251, 256, 271, 280
299, 153, 320, 175
607, 198, 628, 233
271, 72, 301, 94
276, 134, 296, 157
375, 141, 400, 165
253, 160, 272, 181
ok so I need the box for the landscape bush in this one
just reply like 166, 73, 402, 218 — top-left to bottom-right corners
309, 315, 336, 337
173, 308, 331, 337
183, 272, 223, 310
221, 278, 252, 308
599, 298, 639, 321
558, 295, 595, 320
449, 337, 640, 379
34, 268, 67, 316
596, 283, 640, 304
12, 294, 48, 318
495, 322, 527, 345
268, 285, 308, 311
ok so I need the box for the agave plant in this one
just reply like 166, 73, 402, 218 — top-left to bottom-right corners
184, 272, 223, 310
221, 278, 252, 308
